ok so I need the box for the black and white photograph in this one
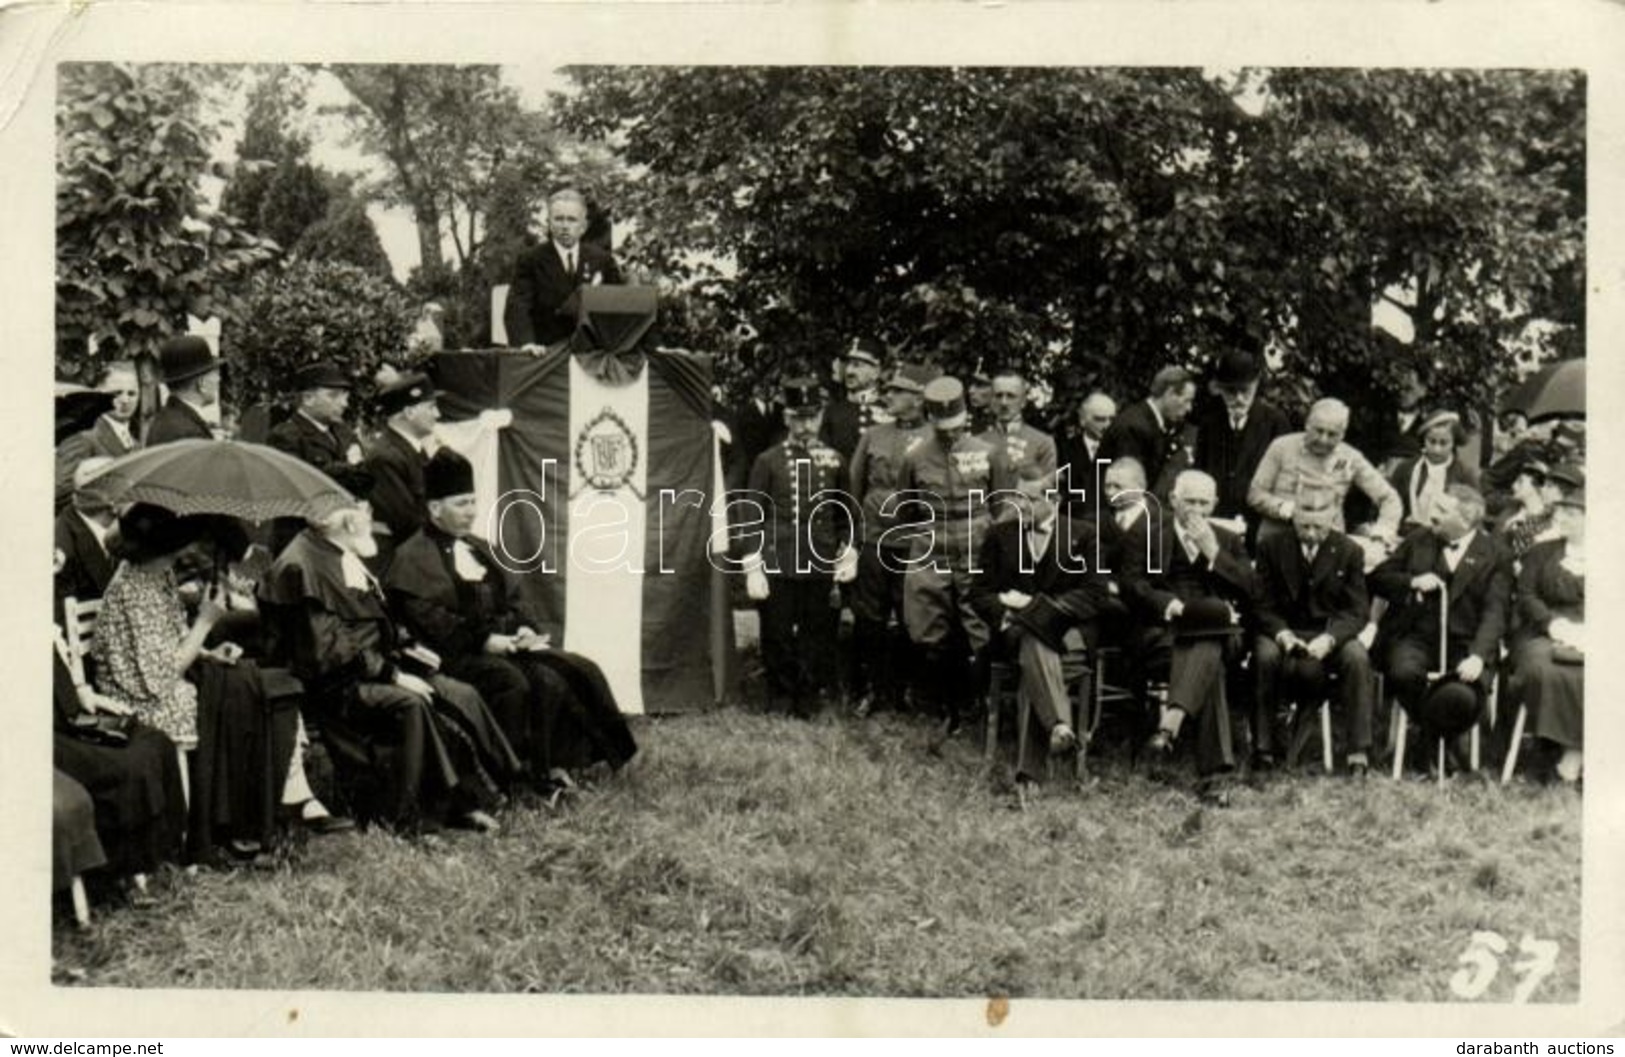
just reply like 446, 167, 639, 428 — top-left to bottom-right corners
4, 0, 1623, 1039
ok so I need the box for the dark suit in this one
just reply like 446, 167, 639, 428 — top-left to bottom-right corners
1056, 431, 1107, 517
1252, 528, 1374, 758
819, 390, 889, 463
1099, 399, 1189, 498
1192, 398, 1293, 523
88, 414, 140, 459
144, 396, 213, 446
364, 427, 430, 555
972, 514, 1115, 777
1370, 527, 1511, 727
54, 509, 115, 622
1122, 518, 1256, 775
504, 241, 623, 347
268, 411, 362, 477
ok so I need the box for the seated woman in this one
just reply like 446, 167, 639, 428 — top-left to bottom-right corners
1493, 459, 1556, 561
53, 771, 105, 925
1510, 485, 1585, 783
1389, 410, 1479, 532
90, 504, 300, 866
52, 643, 186, 896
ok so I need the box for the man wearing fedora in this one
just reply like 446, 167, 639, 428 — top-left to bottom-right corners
896, 375, 1014, 732
269, 362, 365, 478
819, 337, 892, 462
741, 377, 858, 718
1369, 484, 1511, 771
145, 335, 222, 446
1251, 489, 1376, 776
846, 362, 936, 716
365, 370, 441, 567
1191, 348, 1293, 531
1122, 470, 1258, 803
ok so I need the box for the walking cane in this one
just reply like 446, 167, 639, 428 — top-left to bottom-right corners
1426, 584, 1449, 789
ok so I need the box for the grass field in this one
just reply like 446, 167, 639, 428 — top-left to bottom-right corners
52, 702, 1582, 1002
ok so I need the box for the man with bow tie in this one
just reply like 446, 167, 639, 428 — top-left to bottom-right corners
385, 449, 638, 795
1251, 490, 1376, 775
1121, 470, 1257, 803
971, 464, 1114, 786
1099, 366, 1198, 499
1370, 484, 1511, 750
262, 502, 520, 833
740, 377, 858, 718
505, 188, 624, 350
978, 367, 1058, 492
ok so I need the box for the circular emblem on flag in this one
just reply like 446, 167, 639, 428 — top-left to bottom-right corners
574, 406, 642, 497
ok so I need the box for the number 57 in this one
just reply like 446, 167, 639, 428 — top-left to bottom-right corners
1449, 931, 1560, 1003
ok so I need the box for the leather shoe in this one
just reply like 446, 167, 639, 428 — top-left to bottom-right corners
303, 814, 356, 836
1049, 723, 1079, 755
1145, 729, 1175, 756
1348, 760, 1370, 780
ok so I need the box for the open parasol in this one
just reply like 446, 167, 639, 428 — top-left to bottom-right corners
1502, 358, 1584, 422
82, 439, 357, 524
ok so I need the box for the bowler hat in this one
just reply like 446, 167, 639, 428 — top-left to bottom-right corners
293, 361, 353, 393
376, 371, 438, 416
1418, 680, 1482, 738
923, 377, 968, 429
886, 362, 939, 395
158, 335, 220, 387
424, 448, 476, 501
845, 338, 883, 366
1212, 349, 1261, 388
781, 376, 826, 416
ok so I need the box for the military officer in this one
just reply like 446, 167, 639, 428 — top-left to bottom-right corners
820, 337, 893, 461
978, 367, 1059, 496
895, 375, 1014, 732
846, 362, 937, 716
742, 377, 858, 717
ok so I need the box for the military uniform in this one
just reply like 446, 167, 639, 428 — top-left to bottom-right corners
898, 378, 1014, 721
744, 410, 853, 716
978, 419, 1058, 485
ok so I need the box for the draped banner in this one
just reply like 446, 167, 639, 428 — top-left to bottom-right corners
431, 349, 725, 714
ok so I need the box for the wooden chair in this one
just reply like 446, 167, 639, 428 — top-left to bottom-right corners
1384, 586, 1485, 785
983, 628, 1093, 785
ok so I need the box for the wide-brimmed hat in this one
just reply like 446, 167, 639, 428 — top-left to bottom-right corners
158, 336, 220, 387
923, 377, 968, 429
1552, 486, 1585, 511
114, 502, 205, 562
1172, 596, 1238, 638
376, 371, 437, 416
1546, 462, 1585, 491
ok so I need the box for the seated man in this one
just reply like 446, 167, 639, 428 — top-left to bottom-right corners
1122, 470, 1257, 804
1370, 484, 1510, 765
55, 457, 117, 623
971, 464, 1114, 788
262, 502, 521, 833
1252, 490, 1376, 776
268, 361, 365, 477
385, 448, 637, 793
1248, 398, 1402, 548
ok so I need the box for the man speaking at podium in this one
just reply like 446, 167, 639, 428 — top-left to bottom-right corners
505, 188, 624, 349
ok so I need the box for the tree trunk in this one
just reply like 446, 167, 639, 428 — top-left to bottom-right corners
414, 205, 444, 278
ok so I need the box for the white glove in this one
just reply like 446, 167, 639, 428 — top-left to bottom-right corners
746, 566, 771, 601
833, 545, 859, 584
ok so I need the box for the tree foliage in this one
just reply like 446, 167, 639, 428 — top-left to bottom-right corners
227, 259, 414, 413
558, 67, 1583, 416
55, 63, 278, 380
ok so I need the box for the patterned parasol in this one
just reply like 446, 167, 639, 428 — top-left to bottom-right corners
82, 439, 356, 524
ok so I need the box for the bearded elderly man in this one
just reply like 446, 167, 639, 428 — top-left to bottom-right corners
262, 503, 519, 833
1248, 397, 1402, 547
385, 448, 637, 794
